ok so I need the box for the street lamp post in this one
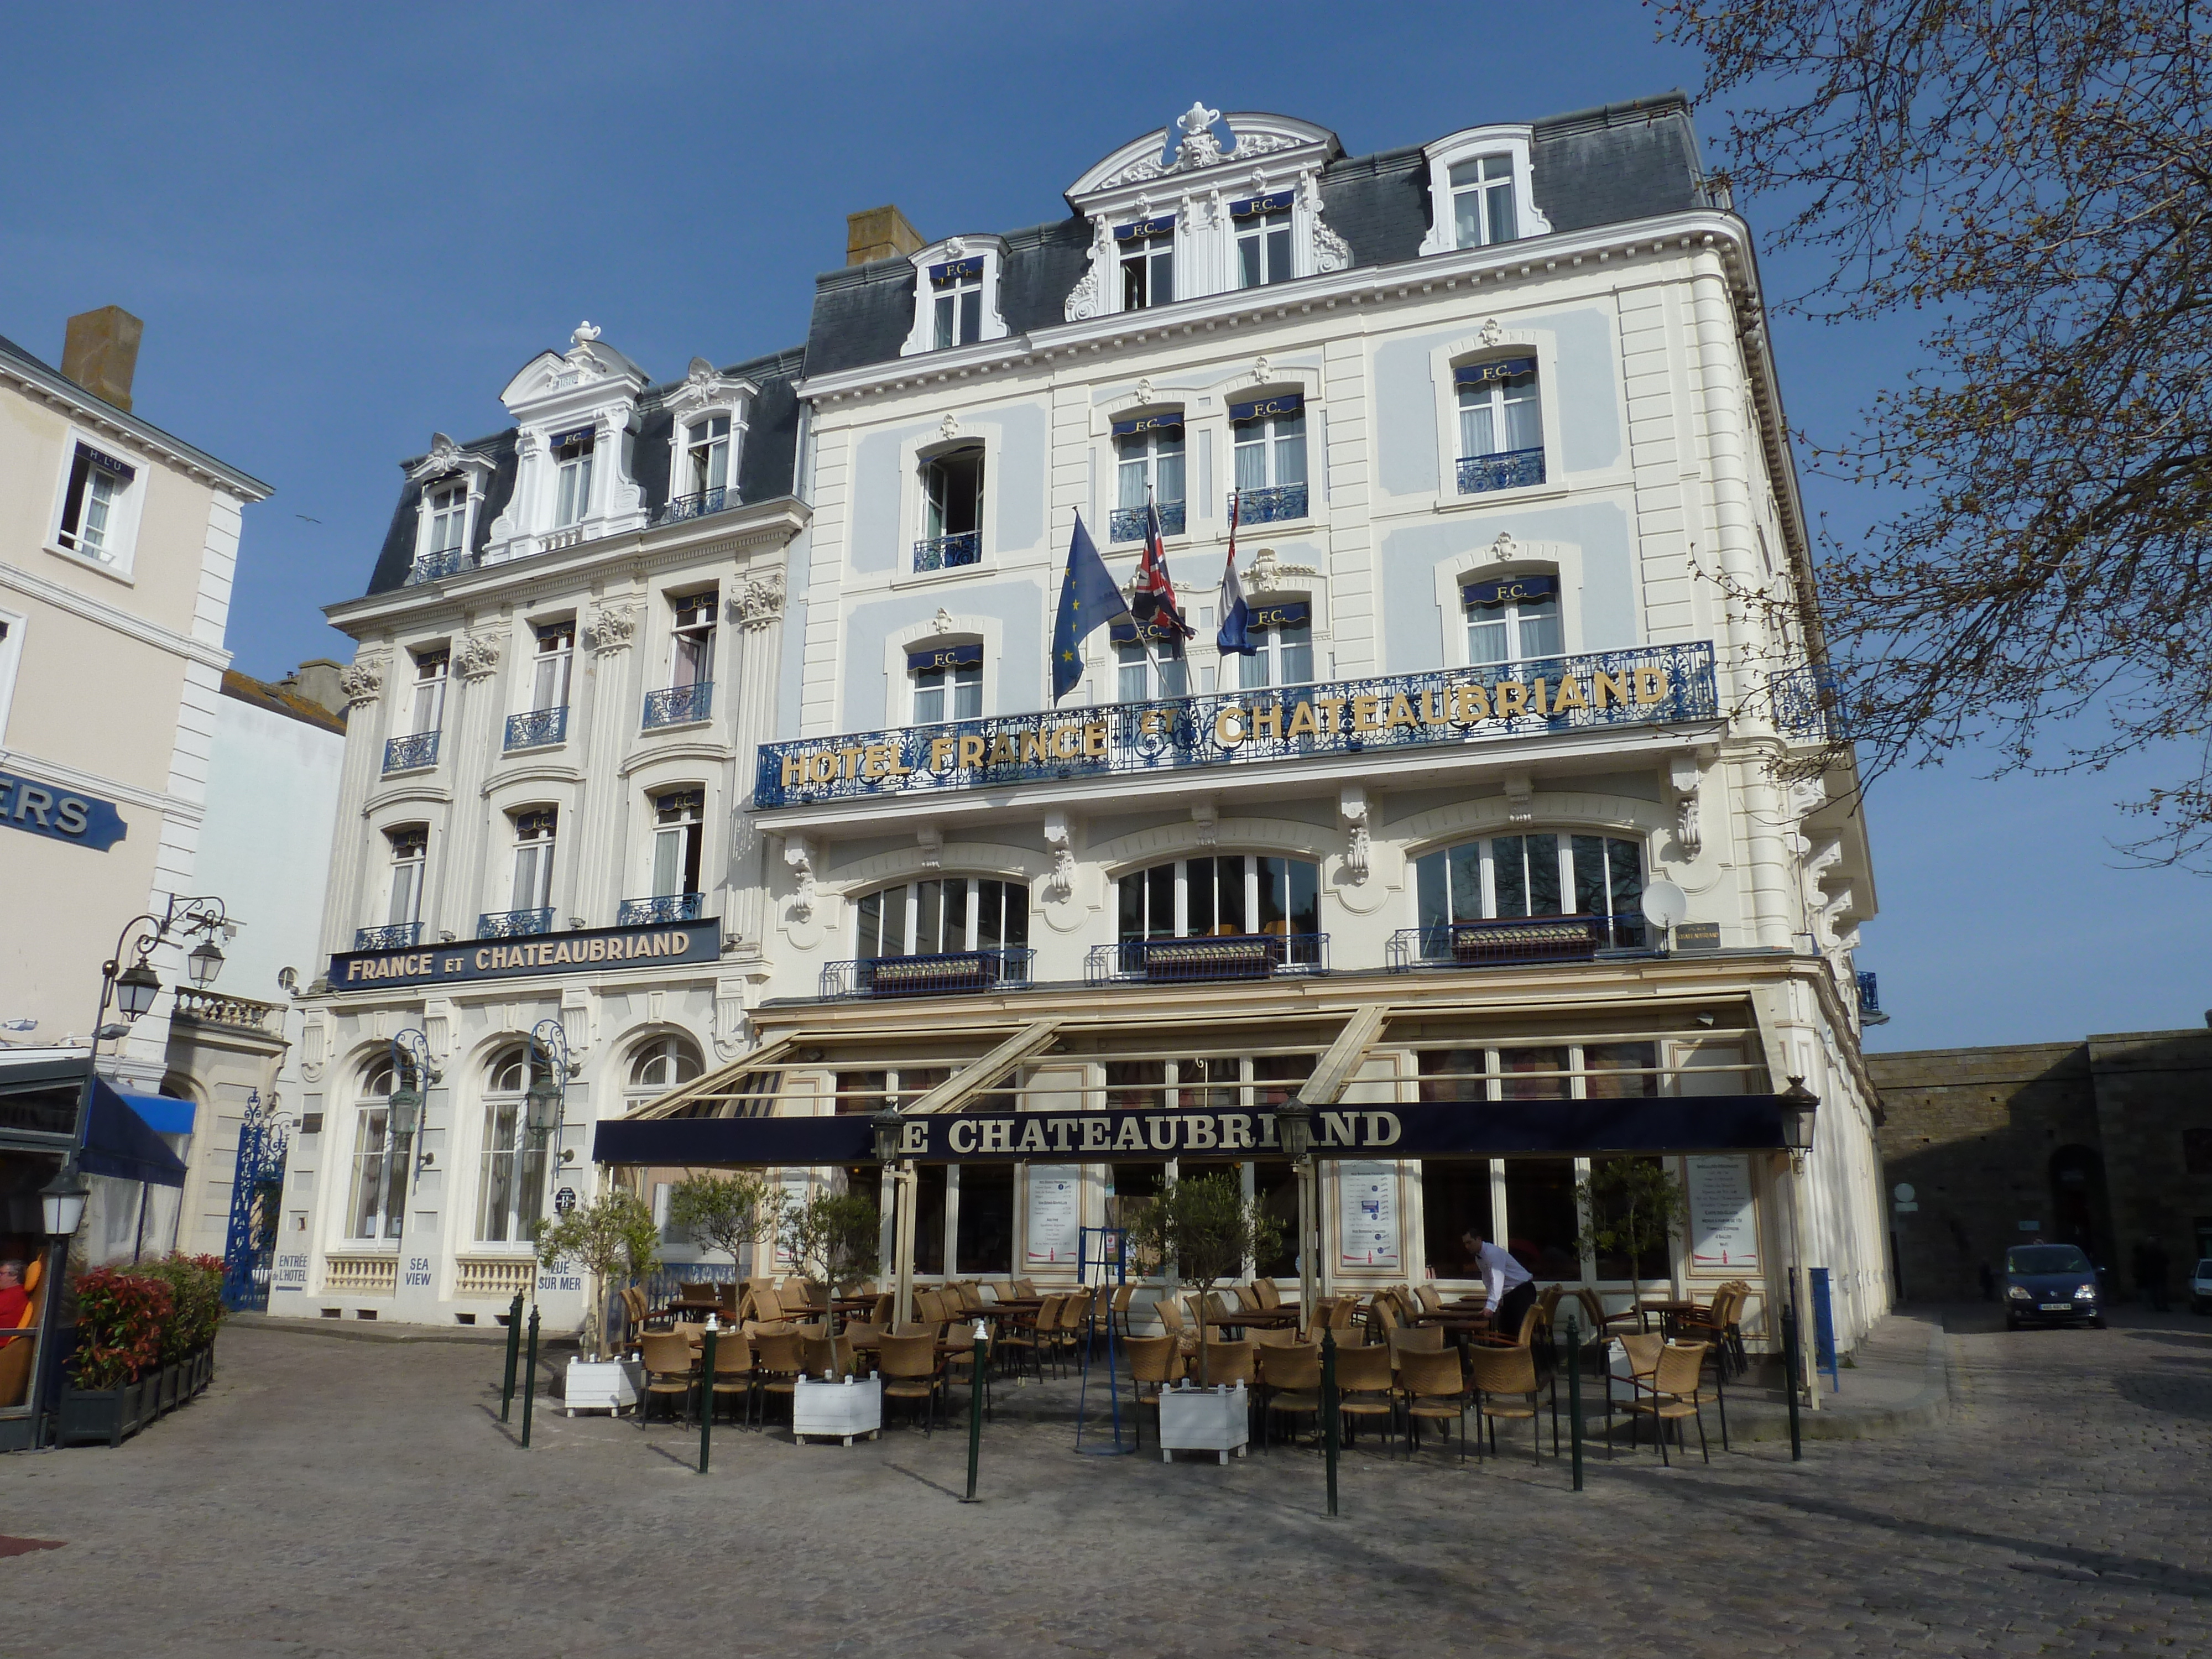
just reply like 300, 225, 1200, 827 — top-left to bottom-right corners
1777, 1076, 1821, 1412
522, 1020, 571, 1330
873, 1104, 916, 1327
1275, 1094, 1316, 1329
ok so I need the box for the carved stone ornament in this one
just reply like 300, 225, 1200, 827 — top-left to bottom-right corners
1313, 221, 1352, 274
1479, 317, 1505, 348
1487, 531, 1519, 564
1176, 101, 1224, 169
731, 572, 785, 631
1668, 755, 1703, 860
453, 632, 503, 680
1135, 377, 1155, 406
339, 653, 389, 707
917, 825, 943, 869
784, 836, 817, 923
1192, 801, 1218, 847
585, 604, 637, 656
931, 607, 956, 635
1339, 785, 1370, 883
1042, 811, 1074, 902
1244, 546, 1318, 593
1063, 264, 1104, 322
1504, 772, 1535, 826
571, 320, 602, 348
939, 412, 960, 443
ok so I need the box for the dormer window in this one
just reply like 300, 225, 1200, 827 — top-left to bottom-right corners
426, 482, 468, 556
932, 257, 984, 350
684, 415, 731, 498
551, 427, 594, 527
1233, 192, 1295, 288
1450, 155, 1518, 247
1118, 216, 1176, 310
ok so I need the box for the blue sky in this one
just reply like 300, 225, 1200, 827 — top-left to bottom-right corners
4, 2, 2203, 1050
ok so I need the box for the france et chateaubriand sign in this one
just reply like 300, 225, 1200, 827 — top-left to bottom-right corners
327, 918, 719, 990
757, 641, 1716, 808
0, 769, 128, 851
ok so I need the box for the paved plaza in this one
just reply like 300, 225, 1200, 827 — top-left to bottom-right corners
3, 1308, 2208, 1657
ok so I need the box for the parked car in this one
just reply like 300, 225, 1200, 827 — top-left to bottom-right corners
2191, 1258, 2212, 1316
2002, 1244, 2106, 1329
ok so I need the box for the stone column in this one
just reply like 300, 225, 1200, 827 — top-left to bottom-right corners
573, 594, 643, 926
318, 652, 395, 963
437, 622, 509, 951
724, 571, 787, 957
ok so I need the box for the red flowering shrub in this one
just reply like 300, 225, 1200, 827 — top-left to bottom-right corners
140, 1253, 226, 1362
70, 1269, 172, 1390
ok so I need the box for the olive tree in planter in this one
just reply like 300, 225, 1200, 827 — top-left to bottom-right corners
667, 1171, 780, 1314
1125, 1171, 1282, 1389
534, 1188, 661, 1361
1574, 1156, 1689, 1309
779, 1191, 879, 1329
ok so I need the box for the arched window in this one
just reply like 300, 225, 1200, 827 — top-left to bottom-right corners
1237, 599, 1314, 691
1462, 573, 1561, 667
1411, 832, 1646, 956
475, 1044, 550, 1244
1454, 358, 1543, 494
908, 641, 983, 724
1117, 855, 1319, 946
855, 877, 1029, 959
629, 1034, 703, 1093
345, 1062, 407, 1241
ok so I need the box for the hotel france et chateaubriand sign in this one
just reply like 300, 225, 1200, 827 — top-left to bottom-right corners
758, 641, 1717, 808
327, 918, 720, 990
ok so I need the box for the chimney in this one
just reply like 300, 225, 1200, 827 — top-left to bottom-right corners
62, 306, 144, 411
846, 205, 924, 267
283, 659, 351, 720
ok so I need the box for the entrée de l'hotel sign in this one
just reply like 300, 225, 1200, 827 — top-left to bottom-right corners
757, 641, 1716, 808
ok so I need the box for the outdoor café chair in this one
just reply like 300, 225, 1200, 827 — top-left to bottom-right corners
1150, 1292, 1197, 1358
1604, 1333, 1666, 1456
678, 1280, 714, 1303
1398, 1345, 1473, 1463
997, 1294, 1056, 1381
1013, 1278, 1039, 1298
842, 1318, 888, 1372
800, 1332, 855, 1382
1625, 1340, 1713, 1465
707, 1336, 757, 1428
1234, 1283, 1264, 1313
1331, 1342, 1398, 1448
1255, 1341, 1322, 1449
1252, 1277, 1284, 1312
875, 1332, 943, 1435
753, 1331, 807, 1427
984, 1280, 1016, 1303
1415, 1284, 1446, 1315
1046, 1290, 1092, 1376
1252, 1323, 1302, 1348
1108, 1282, 1136, 1341
1469, 1342, 1554, 1465
1125, 1334, 1182, 1449
1191, 1337, 1254, 1391
1387, 1324, 1448, 1361
638, 1332, 698, 1431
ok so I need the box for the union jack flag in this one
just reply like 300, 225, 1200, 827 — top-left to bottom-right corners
1130, 493, 1195, 638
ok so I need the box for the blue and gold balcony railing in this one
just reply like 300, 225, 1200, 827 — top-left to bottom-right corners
758, 641, 1718, 810
653, 486, 735, 526
617, 893, 705, 926
1087, 933, 1327, 987
1771, 665, 1854, 742
1456, 447, 1546, 494
477, 907, 554, 940
913, 531, 982, 572
354, 921, 424, 951
1385, 915, 1647, 972
643, 682, 713, 729
406, 547, 469, 585
821, 947, 1035, 1000
1231, 483, 1307, 524
1109, 500, 1186, 543
382, 731, 440, 774
504, 706, 568, 752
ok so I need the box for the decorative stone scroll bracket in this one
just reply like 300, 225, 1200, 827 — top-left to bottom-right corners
1503, 773, 1534, 826
1043, 811, 1075, 902
1339, 784, 1370, 883
917, 825, 943, 869
784, 835, 817, 922
340, 653, 389, 707
1668, 754, 1704, 860
455, 632, 503, 680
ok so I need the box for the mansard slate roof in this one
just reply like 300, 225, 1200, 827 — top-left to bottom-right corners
362, 343, 807, 597
801, 92, 1713, 378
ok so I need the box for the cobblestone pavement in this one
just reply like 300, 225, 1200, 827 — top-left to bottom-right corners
3, 1306, 2207, 1658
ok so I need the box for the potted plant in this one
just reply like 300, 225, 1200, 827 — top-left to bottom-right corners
1125, 1172, 1280, 1462
666, 1171, 779, 1317
141, 1254, 225, 1411
1575, 1156, 1690, 1325
534, 1186, 661, 1415
58, 1267, 171, 1447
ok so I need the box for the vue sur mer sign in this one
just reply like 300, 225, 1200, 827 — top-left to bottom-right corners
0, 769, 128, 852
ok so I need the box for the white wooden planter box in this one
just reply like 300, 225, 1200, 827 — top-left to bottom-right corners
793, 1375, 882, 1446
1157, 1383, 1250, 1464
564, 1357, 643, 1416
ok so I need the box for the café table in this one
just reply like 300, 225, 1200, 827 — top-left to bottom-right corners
1636, 1298, 1697, 1337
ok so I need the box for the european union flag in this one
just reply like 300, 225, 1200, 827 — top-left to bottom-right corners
1051, 512, 1130, 702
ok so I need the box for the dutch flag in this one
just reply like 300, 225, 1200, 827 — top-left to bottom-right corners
1217, 491, 1255, 657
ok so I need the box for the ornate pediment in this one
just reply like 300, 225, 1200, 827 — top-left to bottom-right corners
667, 356, 758, 420
1068, 109, 1339, 205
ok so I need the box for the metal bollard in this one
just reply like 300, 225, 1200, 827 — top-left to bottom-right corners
500, 1290, 524, 1422
1321, 1328, 1340, 1519
1782, 1303, 1802, 1462
962, 1327, 987, 1502
1567, 1313, 1584, 1491
699, 1326, 717, 1474
519, 1305, 540, 1448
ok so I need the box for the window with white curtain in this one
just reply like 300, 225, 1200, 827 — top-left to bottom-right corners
385, 824, 427, 926
1238, 601, 1314, 690
409, 650, 447, 734
671, 591, 716, 688
650, 788, 703, 899
474, 1045, 549, 1244
531, 622, 573, 711
346, 1063, 408, 1241
510, 808, 557, 912
1114, 418, 1185, 541
932, 260, 983, 349
1233, 408, 1307, 497
1450, 154, 1518, 247
910, 643, 982, 723
1118, 216, 1175, 309
1233, 193, 1295, 287
1115, 624, 1188, 701
552, 430, 594, 526
1463, 575, 1562, 666
684, 415, 731, 497
1457, 361, 1541, 460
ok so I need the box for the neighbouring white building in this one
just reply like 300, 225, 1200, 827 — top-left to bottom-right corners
300, 95, 1891, 1361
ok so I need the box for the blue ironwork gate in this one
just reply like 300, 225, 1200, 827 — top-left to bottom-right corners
221, 1093, 288, 1312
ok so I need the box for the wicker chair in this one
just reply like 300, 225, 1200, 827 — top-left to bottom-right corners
1469, 1342, 1554, 1464
1387, 1324, 1448, 1362
1253, 1277, 1284, 1312
1252, 1323, 1302, 1349
800, 1332, 855, 1382
638, 1332, 698, 1430
1625, 1340, 1713, 1464
1125, 1334, 1183, 1449
753, 1331, 807, 1427
1331, 1342, 1398, 1447
706, 1335, 757, 1428
876, 1331, 943, 1434
1255, 1342, 1322, 1449
998, 1293, 1058, 1381
1398, 1346, 1473, 1462
1604, 1333, 1666, 1456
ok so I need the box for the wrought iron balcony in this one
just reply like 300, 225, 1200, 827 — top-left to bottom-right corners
617, 893, 705, 926
1231, 484, 1307, 524
1087, 933, 1327, 987
820, 947, 1036, 1000
1456, 447, 1546, 494
758, 640, 1719, 810
353, 921, 424, 952
1109, 500, 1186, 544
1856, 969, 1888, 1025
406, 548, 468, 585
653, 486, 736, 527
503, 707, 568, 752
382, 731, 440, 773
1771, 665, 1854, 742
477, 908, 554, 940
643, 682, 713, 729
912, 531, 982, 572
1385, 915, 1647, 972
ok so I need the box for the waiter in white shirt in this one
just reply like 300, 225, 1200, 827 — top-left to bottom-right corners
1461, 1228, 1536, 1340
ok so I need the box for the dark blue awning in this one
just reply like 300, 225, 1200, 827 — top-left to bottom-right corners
82, 1081, 189, 1187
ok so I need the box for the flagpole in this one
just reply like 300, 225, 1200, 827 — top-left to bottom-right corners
1140, 482, 1168, 697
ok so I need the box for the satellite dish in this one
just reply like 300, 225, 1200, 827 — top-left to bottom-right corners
1640, 880, 1689, 930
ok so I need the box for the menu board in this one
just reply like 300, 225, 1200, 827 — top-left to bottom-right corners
1026, 1165, 1081, 1264
1687, 1155, 1759, 1269
1337, 1162, 1400, 1269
